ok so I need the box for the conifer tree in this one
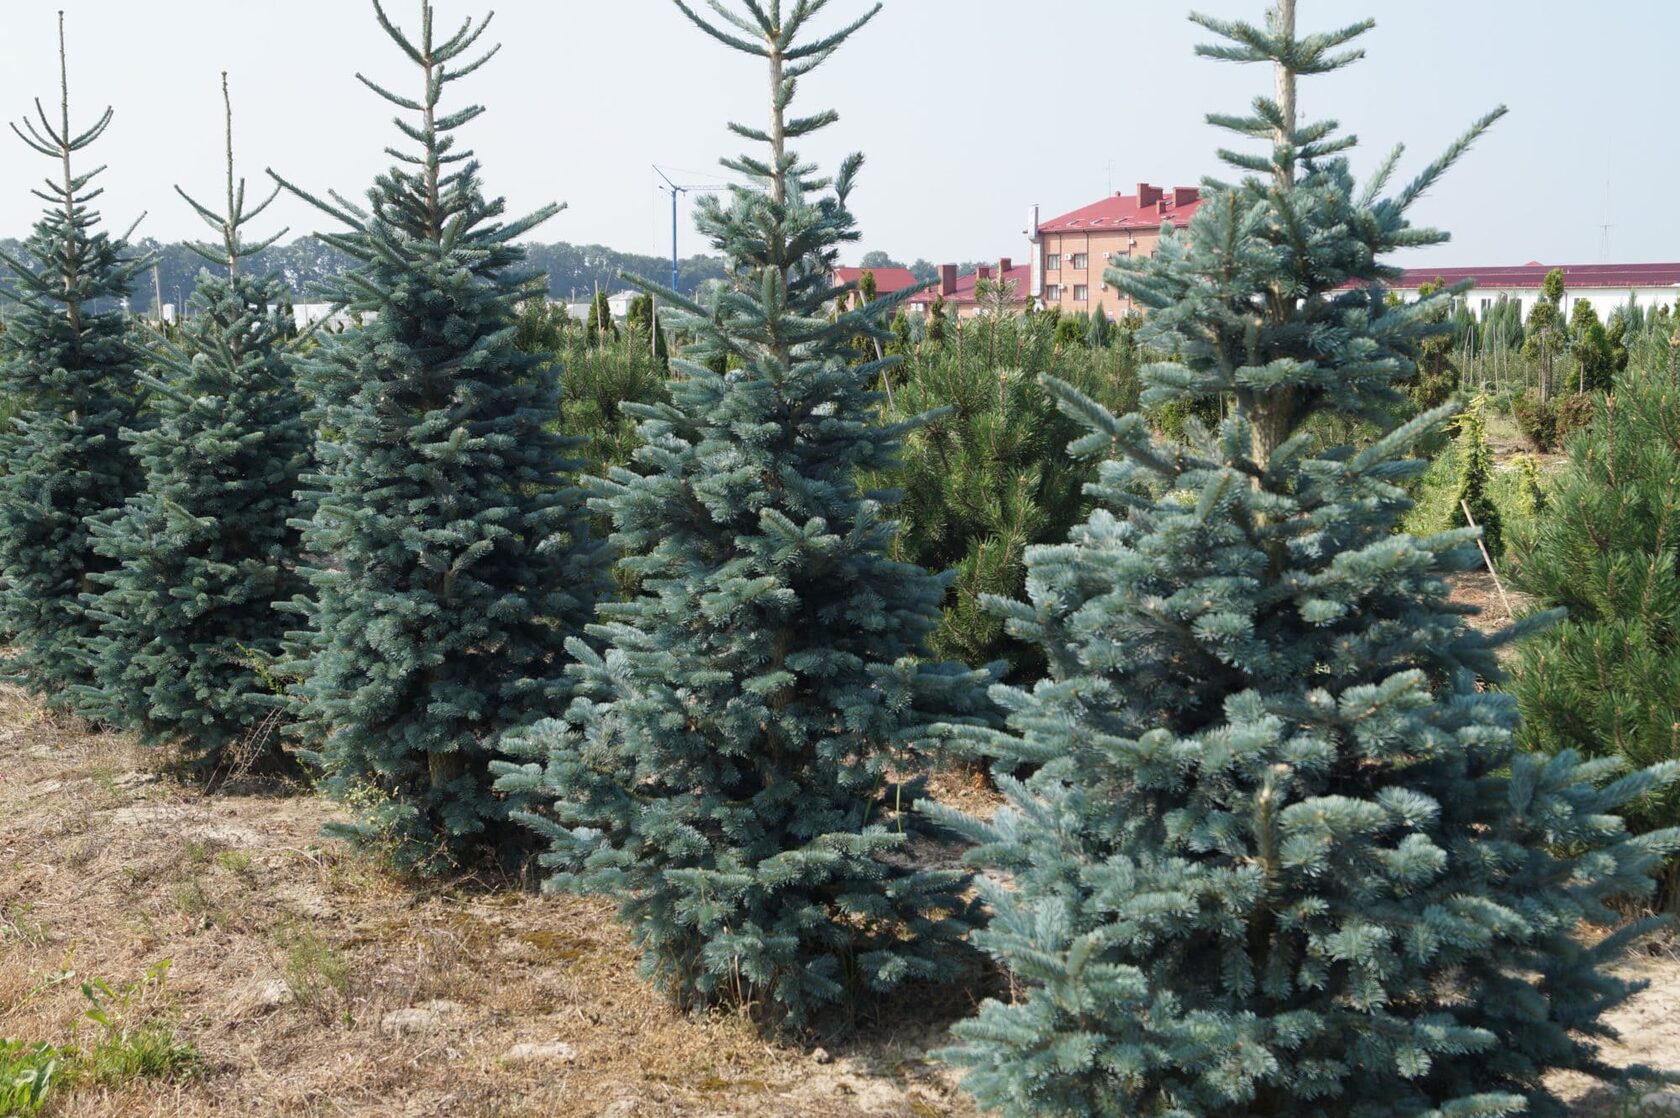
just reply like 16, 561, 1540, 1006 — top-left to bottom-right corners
80, 75, 310, 770
877, 312, 1139, 682
1407, 278, 1460, 409
1526, 267, 1566, 402
1454, 396, 1503, 558
273, 0, 608, 869
496, 0, 994, 1031
586, 288, 618, 344
1517, 453, 1546, 517
1510, 374, 1680, 906
513, 296, 571, 366
1570, 300, 1613, 392
886, 307, 913, 356
927, 293, 949, 344
925, 6, 1679, 1115
1053, 312, 1083, 348
1085, 303, 1111, 348
625, 292, 669, 359
858, 267, 879, 304
0, 15, 146, 706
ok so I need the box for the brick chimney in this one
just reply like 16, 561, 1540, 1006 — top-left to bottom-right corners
1136, 182, 1163, 207
1172, 186, 1199, 208
940, 264, 957, 295
998, 257, 1012, 273
977, 265, 992, 280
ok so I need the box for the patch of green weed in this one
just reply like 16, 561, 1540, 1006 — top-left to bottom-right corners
75, 963, 200, 1086
0, 1039, 61, 1115
279, 928, 352, 1017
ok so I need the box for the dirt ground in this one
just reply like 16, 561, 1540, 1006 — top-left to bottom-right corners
2, 671, 1676, 1117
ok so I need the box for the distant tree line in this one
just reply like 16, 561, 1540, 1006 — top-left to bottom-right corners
0, 235, 733, 314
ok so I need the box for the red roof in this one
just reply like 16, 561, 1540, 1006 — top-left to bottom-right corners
906, 261, 1035, 307
1387, 262, 1680, 291
833, 266, 920, 295
1037, 182, 1202, 235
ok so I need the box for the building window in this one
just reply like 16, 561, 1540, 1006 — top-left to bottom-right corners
1073, 285, 1088, 302
1071, 253, 1088, 270
1044, 254, 1060, 271
1044, 284, 1061, 300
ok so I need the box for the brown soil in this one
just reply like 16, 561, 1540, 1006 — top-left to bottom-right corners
3, 674, 1675, 1117
1448, 568, 1533, 634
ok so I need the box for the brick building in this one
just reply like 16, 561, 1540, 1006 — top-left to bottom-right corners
832, 265, 920, 298
903, 259, 1034, 319
1029, 182, 1202, 317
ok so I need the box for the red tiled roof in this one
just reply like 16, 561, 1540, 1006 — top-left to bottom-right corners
833, 266, 920, 294
1387, 262, 1680, 291
1037, 183, 1202, 235
906, 262, 1034, 307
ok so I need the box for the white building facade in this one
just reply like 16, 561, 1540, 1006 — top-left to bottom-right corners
1389, 263, 1680, 321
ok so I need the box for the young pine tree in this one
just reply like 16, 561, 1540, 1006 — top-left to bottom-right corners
925, 7, 1679, 1116
273, 0, 608, 870
81, 76, 312, 771
495, 0, 994, 1032
0, 16, 146, 706
877, 312, 1140, 682
1510, 375, 1680, 906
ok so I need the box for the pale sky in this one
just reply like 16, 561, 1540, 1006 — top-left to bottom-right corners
2, 1, 1673, 270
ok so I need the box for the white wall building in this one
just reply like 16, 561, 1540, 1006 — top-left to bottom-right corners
563, 291, 640, 322
1389, 263, 1680, 321
292, 302, 367, 332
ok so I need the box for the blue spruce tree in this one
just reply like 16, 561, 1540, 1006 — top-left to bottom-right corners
0, 15, 146, 707
273, 1, 608, 869
80, 75, 311, 773
925, 5, 1680, 1116
495, 0, 995, 1032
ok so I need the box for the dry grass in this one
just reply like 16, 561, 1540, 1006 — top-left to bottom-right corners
2, 671, 1676, 1117
0, 685, 979, 1117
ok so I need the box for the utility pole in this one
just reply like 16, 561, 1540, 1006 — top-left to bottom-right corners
653, 166, 716, 362
653, 165, 696, 293
152, 263, 163, 322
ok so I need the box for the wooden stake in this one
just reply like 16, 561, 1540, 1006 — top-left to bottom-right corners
1461, 498, 1514, 618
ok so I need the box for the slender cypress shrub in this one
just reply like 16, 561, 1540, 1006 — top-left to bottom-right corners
1454, 397, 1503, 558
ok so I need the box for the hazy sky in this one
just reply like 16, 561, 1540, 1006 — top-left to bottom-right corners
2, 1, 1673, 271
